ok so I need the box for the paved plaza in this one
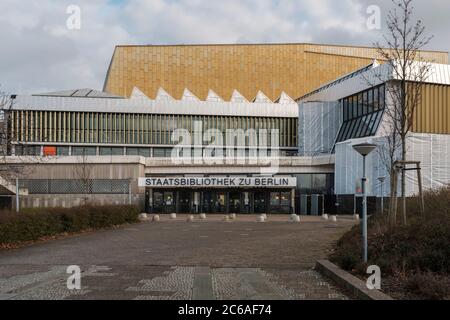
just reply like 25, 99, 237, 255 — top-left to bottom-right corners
0, 215, 357, 300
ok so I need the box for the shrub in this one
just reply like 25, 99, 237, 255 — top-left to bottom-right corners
405, 272, 450, 300
0, 205, 139, 244
330, 186, 450, 299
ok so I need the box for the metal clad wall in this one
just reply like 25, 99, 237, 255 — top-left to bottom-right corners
104, 44, 448, 100
413, 84, 450, 134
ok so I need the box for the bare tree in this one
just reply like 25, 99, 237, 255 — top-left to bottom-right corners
73, 149, 94, 205
374, 0, 433, 226
376, 119, 402, 227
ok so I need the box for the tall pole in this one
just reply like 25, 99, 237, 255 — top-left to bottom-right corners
352, 143, 376, 264
380, 179, 384, 214
362, 156, 368, 263
15, 178, 19, 212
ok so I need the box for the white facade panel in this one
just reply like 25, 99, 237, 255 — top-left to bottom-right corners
335, 134, 450, 197
298, 101, 341, 156
11, 94, 298, 118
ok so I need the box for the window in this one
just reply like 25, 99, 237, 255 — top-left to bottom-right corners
72, 146, 96, 156
153, 147, 172, 157
99, 147, 123, 156
57, 146, 70, 156
127, 147, 151, 157
335, 84, 386, 144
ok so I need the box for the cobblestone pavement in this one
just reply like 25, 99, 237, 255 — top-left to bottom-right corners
0, 215, 357, 300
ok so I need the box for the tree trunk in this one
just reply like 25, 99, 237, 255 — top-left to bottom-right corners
388, 168, 397, 228
401, 144, 407, 226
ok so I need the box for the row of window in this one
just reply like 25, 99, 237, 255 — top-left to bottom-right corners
336, 84, 386, 144
336, 110, 384, 143
342, 84, 385, 122
9, 111, 298, 148
14, 145, 298, 157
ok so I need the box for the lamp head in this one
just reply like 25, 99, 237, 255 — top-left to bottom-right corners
352, 143, 377, 157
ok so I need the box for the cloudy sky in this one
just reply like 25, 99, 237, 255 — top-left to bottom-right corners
1, 0, 449, 94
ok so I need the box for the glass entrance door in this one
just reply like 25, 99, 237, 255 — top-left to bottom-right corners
153, 190, 176, 213
153, 191, 164, 213
178, 191, 191, 213
229, 192, 241, 214
254, 191, 267, 214
163, 191, 176, 213
202, 191, 226, 213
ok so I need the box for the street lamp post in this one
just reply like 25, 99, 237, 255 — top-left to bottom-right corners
352, 143, 377, 263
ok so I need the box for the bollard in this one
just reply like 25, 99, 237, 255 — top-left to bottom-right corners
229, 213, 237, 220
292, 215, 301, 223
138, 213, 148, 221
170, 213, 177, 220
153, 215, 160, 222
261, 214, 267, 220
223, 215, 230, 222
187, 215, 194, 222
330, 215, 337, 222
199, 213, 207, 220
322, 214, 329, 220
353, 214, 360, 221
256, 215, 266, 222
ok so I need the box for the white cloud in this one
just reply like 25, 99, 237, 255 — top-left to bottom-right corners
0, 0, 448, 94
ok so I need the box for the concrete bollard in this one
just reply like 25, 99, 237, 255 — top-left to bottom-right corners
322, 214, 329, 220
261, 214, 267, 220
199, 213, 206, 220
256, 214, 266, 222
152, 215, 160, 222
187, 215, 194, 222
229, 213, 237, 220
223, 215, 230, 222
353, 214, 360, 221
170, 213, 177, 220
138, 213, 148, 221
330, 215, 337, 222
292, 214, 301, 223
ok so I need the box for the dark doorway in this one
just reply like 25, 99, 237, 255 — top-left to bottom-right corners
202, 191, 226, 213
229, 192, 241, 214
178, 190, 191, 213
254, 191, 267, 214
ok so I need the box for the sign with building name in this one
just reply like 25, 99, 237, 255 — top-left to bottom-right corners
138, 177, 297, 189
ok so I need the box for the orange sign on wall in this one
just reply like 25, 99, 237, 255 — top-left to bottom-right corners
43, 146, 57, 156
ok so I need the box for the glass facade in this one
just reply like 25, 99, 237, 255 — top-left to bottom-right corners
9, 111, 298, 148
335, 84, 385, 143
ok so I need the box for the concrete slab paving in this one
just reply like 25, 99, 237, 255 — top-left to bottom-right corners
0, 215, 356, 300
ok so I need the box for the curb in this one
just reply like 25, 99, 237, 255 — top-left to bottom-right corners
315, 260, 393, 300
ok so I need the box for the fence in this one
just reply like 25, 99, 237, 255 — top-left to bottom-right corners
19, 179, 131, 194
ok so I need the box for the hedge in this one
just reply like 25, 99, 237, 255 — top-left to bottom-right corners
0, 205, 139, 244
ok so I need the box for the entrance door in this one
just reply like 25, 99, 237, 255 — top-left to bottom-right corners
153, 191, 164, 213
269, 191, 291, 214
229, 192, 241, 214
153, 191, 176, 213
163, 191, 176, 213
201, 191, 226, 213
242, 192, 253, 214
254, 191, 267, 214
178, 191, 191, 213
